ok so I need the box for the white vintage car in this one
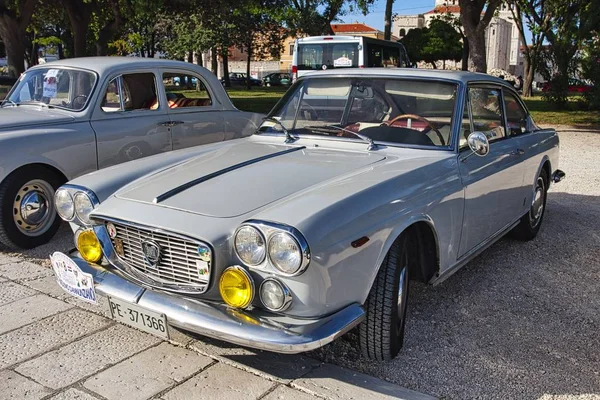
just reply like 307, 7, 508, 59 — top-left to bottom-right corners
50, 69, 564, 360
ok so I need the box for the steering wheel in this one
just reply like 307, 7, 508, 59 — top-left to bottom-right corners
70, 94, 88, 109
386, 113, 446, 145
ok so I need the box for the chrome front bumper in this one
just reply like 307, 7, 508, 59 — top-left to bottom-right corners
67, 252, 365, 354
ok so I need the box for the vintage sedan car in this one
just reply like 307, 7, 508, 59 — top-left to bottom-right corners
50, 69, 564, 360
0, 57, 262, 249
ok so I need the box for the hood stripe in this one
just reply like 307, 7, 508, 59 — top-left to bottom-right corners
153, 146, 306, 204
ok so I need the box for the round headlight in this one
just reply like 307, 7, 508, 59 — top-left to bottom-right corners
55, 189, 74, 221
234, 226, 266, 266
268, 232, 302, 275
219, 266, 254, 309
260, 278, 291, 311
76, 230, 103, 263
74, 192, 94, 225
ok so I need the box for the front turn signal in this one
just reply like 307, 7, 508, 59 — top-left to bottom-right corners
219, 266, 254, 309
77, 230, 103, 263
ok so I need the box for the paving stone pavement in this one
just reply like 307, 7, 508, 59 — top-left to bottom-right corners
0, 256, 435, 400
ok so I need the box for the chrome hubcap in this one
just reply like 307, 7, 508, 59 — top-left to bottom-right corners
12, 179, 56, 236
529, 177, 545, 228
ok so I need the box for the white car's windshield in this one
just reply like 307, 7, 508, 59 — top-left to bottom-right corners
5, 67, 97, 111
260, 77, 458, 148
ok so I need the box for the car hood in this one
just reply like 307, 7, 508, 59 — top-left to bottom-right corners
0, 106, 76, 130
115, 141, 386, 218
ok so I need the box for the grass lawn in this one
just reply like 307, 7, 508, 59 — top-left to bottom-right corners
226, 87, 287, 114
524, 96, 600, 127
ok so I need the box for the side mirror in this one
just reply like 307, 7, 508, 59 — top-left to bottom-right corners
467, 131, 490, 157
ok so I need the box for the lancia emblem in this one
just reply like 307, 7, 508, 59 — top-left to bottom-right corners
141, 240, 161, 268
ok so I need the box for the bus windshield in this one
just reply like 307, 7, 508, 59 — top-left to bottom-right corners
297, 42, 359, 71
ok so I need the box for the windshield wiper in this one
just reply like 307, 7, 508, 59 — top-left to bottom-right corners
305, 125, 377, 151
262, 116, 297, 144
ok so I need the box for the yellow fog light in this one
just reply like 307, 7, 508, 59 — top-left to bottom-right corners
76, 230, 103, 263
219, 266, 254, 309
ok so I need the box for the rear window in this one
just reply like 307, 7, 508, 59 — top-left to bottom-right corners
297, 43, 359, 71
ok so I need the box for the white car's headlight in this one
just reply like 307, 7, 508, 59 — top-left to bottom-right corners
74, 192, 95, 225
268, 232, 302, 274
55, 189, 75, 221
234, 225, 266, 266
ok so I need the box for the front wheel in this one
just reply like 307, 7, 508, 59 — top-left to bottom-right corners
0, 167, 63, 249
511, 169, 548, 241
359, 234, 411, 361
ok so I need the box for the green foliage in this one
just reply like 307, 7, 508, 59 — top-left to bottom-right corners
400, 19, 462, 68
581, 37, 600, 109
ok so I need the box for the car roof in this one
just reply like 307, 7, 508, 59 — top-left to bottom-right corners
27, 57, 201, 75
301, 68, 508, 85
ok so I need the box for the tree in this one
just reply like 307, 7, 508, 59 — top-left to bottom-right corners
434, 10, 469, 70
400, 19, 462, 69
505, 0, 547, 97
458, 0, 503, 72
283, 0, 373, 36
383, 0, 393, 40
0, 0, 38, 77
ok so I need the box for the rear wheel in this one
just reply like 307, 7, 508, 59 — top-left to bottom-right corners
0, 167, 63, 249
511, 169, 548, 241
359, 234, 411, 361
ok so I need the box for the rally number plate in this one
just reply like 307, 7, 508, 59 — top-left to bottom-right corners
108, 296, 169, 340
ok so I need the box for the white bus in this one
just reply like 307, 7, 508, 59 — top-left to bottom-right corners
291, 35, 411, 80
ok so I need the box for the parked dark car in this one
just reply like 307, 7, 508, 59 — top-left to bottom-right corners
262, 73, 291, 87
0, 76, 17, 87
221, 73, 262, 87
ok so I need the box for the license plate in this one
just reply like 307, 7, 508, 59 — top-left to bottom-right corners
50, 252, 97, 304
108, 296, 169, 340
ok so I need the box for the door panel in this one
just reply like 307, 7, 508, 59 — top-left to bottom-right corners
91, 72, 172, 169
161, 70, 226, 149
457, 86, 526, 257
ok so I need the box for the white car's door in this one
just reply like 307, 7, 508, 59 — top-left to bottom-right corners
457, 85, 527, 258
160, 69, 226, 150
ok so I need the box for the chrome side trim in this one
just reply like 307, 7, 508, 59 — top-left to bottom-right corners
66, 253, 365, 354
153, 146, 307, 203
430, 218, 520, 285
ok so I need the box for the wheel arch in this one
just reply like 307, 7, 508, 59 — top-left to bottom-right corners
372, 215, 440, 289
1, 163, 69, 188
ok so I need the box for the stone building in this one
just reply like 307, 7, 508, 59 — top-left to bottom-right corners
393, 0, 525, 75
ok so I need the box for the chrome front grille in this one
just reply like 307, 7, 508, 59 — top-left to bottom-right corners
102, 219, 212, 293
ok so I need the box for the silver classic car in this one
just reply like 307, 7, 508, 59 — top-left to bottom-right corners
50, 69, 564, 360
0, 57, 261, 249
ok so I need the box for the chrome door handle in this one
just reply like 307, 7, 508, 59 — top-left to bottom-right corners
510, 148, 525, 156
157, 121, 172, 127
170, 121, 184, 126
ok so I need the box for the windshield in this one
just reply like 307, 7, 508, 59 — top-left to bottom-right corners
260, 77, 458, 148
297, 43, 359, 70
5, 67, 97, 111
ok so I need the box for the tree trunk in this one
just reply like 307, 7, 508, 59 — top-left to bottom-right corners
65, 0, 91, 57
222, 48, 230, 87
0, 27, 25, 77
246, 42, 252, 90
467, 29, 487, 72
430, 61, 437, 69
522, 55, 535, 98
196, 51, 203, 67
96, 18, 122, 56
384, 0, 394, 41
211, 47, 218, 75
187, 50, 193, 63
461, 35, 469, 71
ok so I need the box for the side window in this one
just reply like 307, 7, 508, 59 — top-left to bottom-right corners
101, 78, 121, 112
503, 90, 528, 136
102, 73, 158, 112
468, 87, 505, 143
459, 97, 471, 149
162, 72, 212, 108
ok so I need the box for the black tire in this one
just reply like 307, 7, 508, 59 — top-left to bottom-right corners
0, 167, 63, 249
511, 168, 549, 241
359, 234, 411, 361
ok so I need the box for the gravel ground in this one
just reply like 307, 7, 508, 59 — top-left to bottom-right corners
311, 127, 600, 399
1, 126, 598, 399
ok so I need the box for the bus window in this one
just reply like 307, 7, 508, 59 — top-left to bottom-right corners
383, 46, 401, 67
299, 45, 323, 69
298, 43, 359, 70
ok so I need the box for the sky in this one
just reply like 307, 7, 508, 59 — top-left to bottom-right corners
339, 0, 533, 42
339, 0, 438, 30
